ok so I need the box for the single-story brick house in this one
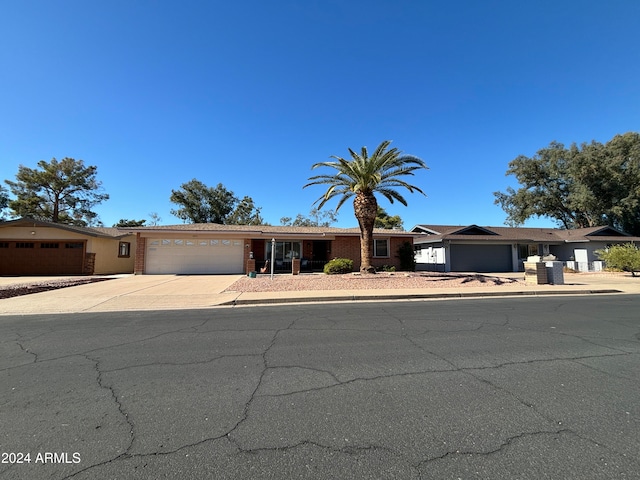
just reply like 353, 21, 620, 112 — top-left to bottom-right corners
126, 224, 416, 275
0, 218, 136, 275
412, 224, 640, 273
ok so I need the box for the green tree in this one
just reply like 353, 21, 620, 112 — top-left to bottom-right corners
375, 206, 404, 229
494, 132, 640, 234
586, 132, 640, 235
148, 212, 162, 226
113, 219, 147, 227
280, 208, 338, 227
493, 141, 581, 229
596, 243, 640, 277
227, 196, 265, 225
170, 179, 263, 224
170, 180, 236, 223
4, 157, 109, 226
305, 140, 427, 273
0, 185, 9, 220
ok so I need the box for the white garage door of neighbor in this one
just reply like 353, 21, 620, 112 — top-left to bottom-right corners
145, 238, 244, 274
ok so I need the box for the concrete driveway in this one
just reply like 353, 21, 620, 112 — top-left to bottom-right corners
0, 275, 244, 315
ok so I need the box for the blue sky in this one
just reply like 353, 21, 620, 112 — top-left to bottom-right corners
1, 0, 639, 229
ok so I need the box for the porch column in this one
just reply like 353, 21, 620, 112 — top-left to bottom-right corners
292, 258, 300, 275
511, 243, 519, 272
134, 233, 146, 275
444, 241, 451, 272
246, 258, 256, 275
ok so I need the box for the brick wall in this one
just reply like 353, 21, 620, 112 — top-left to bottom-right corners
384, 237, 413, 270
331, 236, 414, 271
134, 233, 146, 274
83, 252, 96, 275
331, 236, 362, 269
524, 262, 547, 285
131, 233, 413, 274
242, 238, 252, 273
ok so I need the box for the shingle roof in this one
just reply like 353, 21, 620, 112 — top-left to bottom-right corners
412, 224, 640, 243
0, 218, 133, 239
122, 223, 415, 237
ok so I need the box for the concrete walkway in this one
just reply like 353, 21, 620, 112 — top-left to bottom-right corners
0, 272, 639, 315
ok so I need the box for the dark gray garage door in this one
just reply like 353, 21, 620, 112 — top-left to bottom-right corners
450, 244, 512, 272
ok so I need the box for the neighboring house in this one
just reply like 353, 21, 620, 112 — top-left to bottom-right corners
0, 218, 136, 275
126, 224, 415, 275
412, 224, 640, 273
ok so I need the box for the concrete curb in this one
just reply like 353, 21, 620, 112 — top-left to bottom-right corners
222, 288, 622, 306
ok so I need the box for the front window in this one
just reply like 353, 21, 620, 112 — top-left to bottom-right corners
373, 239, 389, 257
266, 241, 302, 261
518, 244, 538, 259
119, 241, 131, 258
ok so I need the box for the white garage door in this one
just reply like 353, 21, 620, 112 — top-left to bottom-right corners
145, 238, 244, 274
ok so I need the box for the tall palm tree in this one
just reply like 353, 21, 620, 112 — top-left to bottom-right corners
304, 140, 428, 273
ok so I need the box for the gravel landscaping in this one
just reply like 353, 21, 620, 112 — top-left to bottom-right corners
0, 278, 113, 299
225, 272, 523, 292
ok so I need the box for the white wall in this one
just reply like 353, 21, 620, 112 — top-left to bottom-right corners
415, 246, 445, 264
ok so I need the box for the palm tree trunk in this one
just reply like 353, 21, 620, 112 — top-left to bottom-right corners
354, 193, 378, 273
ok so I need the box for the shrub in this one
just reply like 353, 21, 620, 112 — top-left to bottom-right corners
377, 264, 396, 272
397, 241, 416, 271
323, 258, 354, 274
596, 243, 640, 277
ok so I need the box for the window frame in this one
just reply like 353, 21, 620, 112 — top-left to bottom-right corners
265, 241, 302, 262
373, 238, 390, 258
118, 241, 131, 258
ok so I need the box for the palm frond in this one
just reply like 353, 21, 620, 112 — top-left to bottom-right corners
397, 154, 428, 168
304, 173, 352, 187
305, 140, 427, 210
334, 191, 355, 211
381, 174, 427, 192
380, 169, 424, 182
371, 140, 392, 160
313, 186, 354, 211
376, 187, 409, 206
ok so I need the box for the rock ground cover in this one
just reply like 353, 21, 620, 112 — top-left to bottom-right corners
0, 278, 112, 299
225, 272, 522, 293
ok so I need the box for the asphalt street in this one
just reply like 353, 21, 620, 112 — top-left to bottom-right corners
1, 295, 639, 479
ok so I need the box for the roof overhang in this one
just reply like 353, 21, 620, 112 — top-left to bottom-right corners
0, 217, 130, 239
126, 225, 416, 240
411, 225, 443, 235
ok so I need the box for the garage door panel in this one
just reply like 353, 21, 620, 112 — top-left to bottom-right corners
145, 238, 243, 274
450, 244, 512, 272
0, 241, 85, 275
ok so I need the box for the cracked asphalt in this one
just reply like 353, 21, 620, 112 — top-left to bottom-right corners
1, 295, 639, 479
